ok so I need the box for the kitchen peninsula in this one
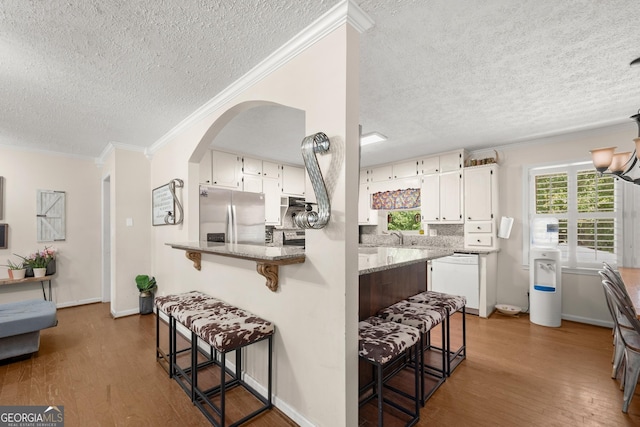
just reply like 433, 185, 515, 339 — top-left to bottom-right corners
167, 242, 305, 292
358, 246, 452, 320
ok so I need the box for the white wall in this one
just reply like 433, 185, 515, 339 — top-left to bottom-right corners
493, 122, 636, 326
149, 24, 360, 427
0, 148, 102, 307
99, 148, 152, 317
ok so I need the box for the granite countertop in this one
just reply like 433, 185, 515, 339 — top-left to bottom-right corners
167, 242, 305, 262
358, 246, 453, 275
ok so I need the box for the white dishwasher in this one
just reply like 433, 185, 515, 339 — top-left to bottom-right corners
431, 253, 479, 312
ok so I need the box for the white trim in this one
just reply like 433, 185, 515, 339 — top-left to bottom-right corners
562, 314, 613, 328
111, 307, 140, 318
147, 0, 374, 156
157, 311, 317, 427
95, 142, 147, 166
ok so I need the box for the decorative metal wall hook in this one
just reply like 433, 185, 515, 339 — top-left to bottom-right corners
294, 132, 331, 229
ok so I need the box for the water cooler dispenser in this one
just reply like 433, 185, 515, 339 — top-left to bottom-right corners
529, 218, 562, 327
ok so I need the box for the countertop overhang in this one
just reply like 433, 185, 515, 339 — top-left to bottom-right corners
167, 242, 305, 292
358, 246, 453, 275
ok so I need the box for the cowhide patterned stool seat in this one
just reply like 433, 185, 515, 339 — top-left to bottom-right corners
154, 291, 220, 379
377, 301, 447, 405
359, 316, 421, 427
408, 290, 466, 376
175, 302, 274, 427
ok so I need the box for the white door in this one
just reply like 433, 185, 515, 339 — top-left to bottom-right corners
243, 175, 263, 193
263, 178, 281, 225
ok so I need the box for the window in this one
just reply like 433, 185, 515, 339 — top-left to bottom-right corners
527, 162, 620, 269
387, 210, 421, 231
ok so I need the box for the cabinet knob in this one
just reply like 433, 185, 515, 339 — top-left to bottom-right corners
442, 217, 446, 220
214, 181, 217, 184
477, 226, 481, 230
468, 216, 471, 220
477, 239, 481, 242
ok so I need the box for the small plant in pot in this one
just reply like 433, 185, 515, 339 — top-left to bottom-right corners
4, 259, 26, 280
136, 274, 157, 315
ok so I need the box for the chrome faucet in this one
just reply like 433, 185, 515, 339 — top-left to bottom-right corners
390, 231, 403, 246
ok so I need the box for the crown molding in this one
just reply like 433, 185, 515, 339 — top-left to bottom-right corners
147, 0, 374, 156
95, 142, 147, 166
0, 142, 95, 161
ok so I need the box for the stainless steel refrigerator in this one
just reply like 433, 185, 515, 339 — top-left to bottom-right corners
199, 185, 266, 244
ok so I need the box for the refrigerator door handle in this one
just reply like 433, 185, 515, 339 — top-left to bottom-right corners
227, 205, 233, 244
231, 205, 238, 244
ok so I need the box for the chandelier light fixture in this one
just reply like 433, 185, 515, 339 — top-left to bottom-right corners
589, 111, 640, 184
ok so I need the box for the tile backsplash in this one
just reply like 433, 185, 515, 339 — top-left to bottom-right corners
359, 223, 464, 248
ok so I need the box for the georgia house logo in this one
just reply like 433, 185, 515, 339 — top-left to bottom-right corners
0, 405, 64, 427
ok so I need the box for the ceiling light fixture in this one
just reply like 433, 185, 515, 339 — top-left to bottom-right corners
360, 132, 387, 146
590, 111, 640, 184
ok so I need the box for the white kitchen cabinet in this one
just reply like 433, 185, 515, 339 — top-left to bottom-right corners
262, 161, 280, 179
440, 171, 463, 222
199, 149, 213, 184
360, 169, 373, 185
242, 174, 263, 193
392, 160, 418, 179
439, 150, 465, 172
420, 174, 439, 222
464, 164, 499, 250
419, 156, 439, 175
242, 157, 263, 176
263, 178, 281, 225
421, 171, 462, 223
464, 165, 497, 221
358, 183, 378, 225
211, 150, 240, 189
371, 165, 393, 182
281, 165, 305, 196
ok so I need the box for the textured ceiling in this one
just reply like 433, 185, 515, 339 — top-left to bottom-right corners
2, 1, 640, 167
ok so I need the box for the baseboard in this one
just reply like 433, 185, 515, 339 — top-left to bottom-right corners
55, 297, 102, 309
562, 313, 613, 328
171, 319, 315, 427
111, 307, 140, 318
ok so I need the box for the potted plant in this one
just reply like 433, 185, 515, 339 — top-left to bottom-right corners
135, 274, 157, 315
4, 259, 26, 280
18, 246, 57, 277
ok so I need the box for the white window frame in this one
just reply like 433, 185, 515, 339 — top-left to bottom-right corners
522, 161, 623, 272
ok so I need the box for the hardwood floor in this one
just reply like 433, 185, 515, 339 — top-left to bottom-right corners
1, 303, 639, 426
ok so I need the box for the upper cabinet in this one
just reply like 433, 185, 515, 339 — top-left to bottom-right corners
439, 150, 465, 172
262, 161, 280, 179
199, 150, 214, 184
392, 160, 418, 179
464, 165, 497, 221
370, 165, 393, 182
210, 150, 241, 189
421, 171, 463, 224
419, 156, 439, 175
242, 157, 263, 176
281, 165, 305, 196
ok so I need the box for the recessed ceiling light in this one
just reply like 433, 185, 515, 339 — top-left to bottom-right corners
360, 132, 387, 146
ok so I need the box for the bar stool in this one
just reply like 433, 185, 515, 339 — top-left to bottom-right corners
155, 291, 220, 378
179, 302, 275, 427
377, 301, 447, 405
359, 316, 421, 427
408, 290, 466, 376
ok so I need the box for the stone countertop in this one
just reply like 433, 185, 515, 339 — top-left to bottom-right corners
167, 242, 305, 263
358, 246, 453, 275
